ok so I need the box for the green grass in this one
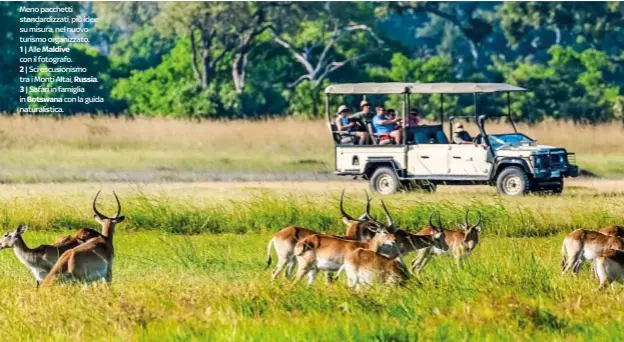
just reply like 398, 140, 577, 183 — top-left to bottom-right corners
2, 231, 624, 341
0, 186, 624, 340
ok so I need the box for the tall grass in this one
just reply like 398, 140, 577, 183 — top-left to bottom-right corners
0, 116, 622, 179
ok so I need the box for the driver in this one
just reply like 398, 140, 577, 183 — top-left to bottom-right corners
453, 123, 474, 144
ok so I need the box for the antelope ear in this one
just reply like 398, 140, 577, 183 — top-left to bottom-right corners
113, 216, 125, 223
342, 216, 352, 225
16, 224, 28, 235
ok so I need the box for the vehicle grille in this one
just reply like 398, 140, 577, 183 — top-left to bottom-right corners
536, 151, 569, 169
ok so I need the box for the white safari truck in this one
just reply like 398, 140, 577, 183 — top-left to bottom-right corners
325, 82, 579, 196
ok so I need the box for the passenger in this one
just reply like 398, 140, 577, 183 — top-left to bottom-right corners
387, 109, 401, 129
406, 108, 421, 127
453, 123, 474, 144
372, 105, 402, 144
350, 100, 374, 124
335, 105, 369, 145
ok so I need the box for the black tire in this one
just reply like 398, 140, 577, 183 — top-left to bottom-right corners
370, 167, 400, 195
496, 166, 530, 196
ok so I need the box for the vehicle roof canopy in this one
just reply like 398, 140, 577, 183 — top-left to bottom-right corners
324, 82, 527, 95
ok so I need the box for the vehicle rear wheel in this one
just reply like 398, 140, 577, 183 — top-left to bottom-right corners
496, 166, 529, 196
370, 167, 400, 195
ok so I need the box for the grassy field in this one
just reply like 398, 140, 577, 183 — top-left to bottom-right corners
1, 182, 624, 340
0, 116, 623, 181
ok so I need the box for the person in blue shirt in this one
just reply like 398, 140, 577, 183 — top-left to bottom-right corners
335, 105, 369, 144
372, 105, 402, 144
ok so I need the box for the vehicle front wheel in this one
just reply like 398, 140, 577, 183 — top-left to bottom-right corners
370, 167, 400, 195
496, 166, 530, 196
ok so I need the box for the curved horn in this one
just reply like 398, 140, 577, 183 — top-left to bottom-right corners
113, 191, 122, 218
474, 211, 482, 228
364, 191, 371, 218
92, 190, 108, 219
429, 212, 442, 230
380, 200, 394, 228
464, 210, 470, 227
340, 190, 355, 221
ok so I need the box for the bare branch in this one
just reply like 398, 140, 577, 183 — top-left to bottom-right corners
189, 27, 201, 87
273, 36, 315, 74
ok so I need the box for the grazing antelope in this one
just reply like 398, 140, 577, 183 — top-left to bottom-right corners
292, 226, 396, 285
374, 201, 449, 259
42, 191, 124, 286
0, 225, 101, 286
561, 229, 624, 276
265, 190, 380, 280
594, 249, 624, 290
599, 225, 624, 237
335, 247, 410, 289
342, 190, 382, 242
411, 210, 483, 273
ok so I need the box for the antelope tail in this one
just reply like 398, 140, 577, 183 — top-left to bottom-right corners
265, 239, 274, 270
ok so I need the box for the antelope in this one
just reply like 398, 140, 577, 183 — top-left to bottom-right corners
42, 191, 124, 286
561, 229, 624, 276
594, 249, 624, 290
374, 201, 449, 259
335, 247, 410, 289
292, 226, 397, 285
599, 225, 624, 237
265, 190, 379, 280
411, 210, 483, 273
0, 225, 101, 286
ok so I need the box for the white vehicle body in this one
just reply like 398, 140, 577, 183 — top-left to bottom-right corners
326, 82, 579, 196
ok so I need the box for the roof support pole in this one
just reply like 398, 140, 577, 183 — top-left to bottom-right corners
325, 93, 330, 124
403, 93, 408, 145
473, 93, 477, 119
440, 94, 444, 123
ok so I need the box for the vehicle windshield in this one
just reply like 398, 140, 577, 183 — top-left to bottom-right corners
488, 133, 534, 150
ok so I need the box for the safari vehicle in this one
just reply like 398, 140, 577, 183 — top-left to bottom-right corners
325, 82, 579, 196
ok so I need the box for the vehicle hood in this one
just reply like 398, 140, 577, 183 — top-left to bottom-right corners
497, 144, 560, 152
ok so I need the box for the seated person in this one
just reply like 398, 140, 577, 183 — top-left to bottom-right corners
372, 105, 402, 144
406, 108, 421, 127
335, 105, 369, 145
453, 123, 474, 144
350, 100, 373, 124
387, 109, 401, 129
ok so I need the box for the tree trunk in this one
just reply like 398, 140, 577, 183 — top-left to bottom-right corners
232, 51, 248, 95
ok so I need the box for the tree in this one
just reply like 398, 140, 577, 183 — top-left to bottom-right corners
273, 2, 385, 116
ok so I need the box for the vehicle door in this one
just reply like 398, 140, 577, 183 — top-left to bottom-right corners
408, 144, 450, 176
448, 144, 492, 176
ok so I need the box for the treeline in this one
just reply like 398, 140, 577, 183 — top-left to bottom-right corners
2, 2, 624, 123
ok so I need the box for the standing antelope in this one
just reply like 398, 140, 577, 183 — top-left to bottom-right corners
292, 226, 396, 285
265, 190, 379, 280
594, 249, 624, 290
42, 191, 124, 286
599, 225, 624, 237
0, 225, 101, 286
411, 210, 483, 273
335, 247, 410, 289
374, 201, 449, 259
561, 229, 624, 276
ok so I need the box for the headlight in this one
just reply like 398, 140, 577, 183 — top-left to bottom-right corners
534, 156, 541, 168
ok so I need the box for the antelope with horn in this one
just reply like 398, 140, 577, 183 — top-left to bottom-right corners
561, 228, 624, 276
0, 225, 101, 286
42, 191, 125, 286
411, 210, 483, 273
265, 190, 378, 280
374, 200, 449, 259
292, 225, 397, 286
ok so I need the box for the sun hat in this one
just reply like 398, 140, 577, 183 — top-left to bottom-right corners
337, 105, 349, 114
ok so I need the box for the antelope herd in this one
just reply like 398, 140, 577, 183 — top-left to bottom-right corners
0, 191, 123, 287
1, 189, 623, 291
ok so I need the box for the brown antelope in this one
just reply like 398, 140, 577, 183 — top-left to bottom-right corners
599, 225, 624, 237
292, 226, 396, 285
374, 201, 449, 259
42, 191, 124, 286
0, 225, 101, 286
411, 210, 483, 273
265, 190, 379, 280
335, 247, 410, 289
561, 229, 624, 276
594, 249, 624, 290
